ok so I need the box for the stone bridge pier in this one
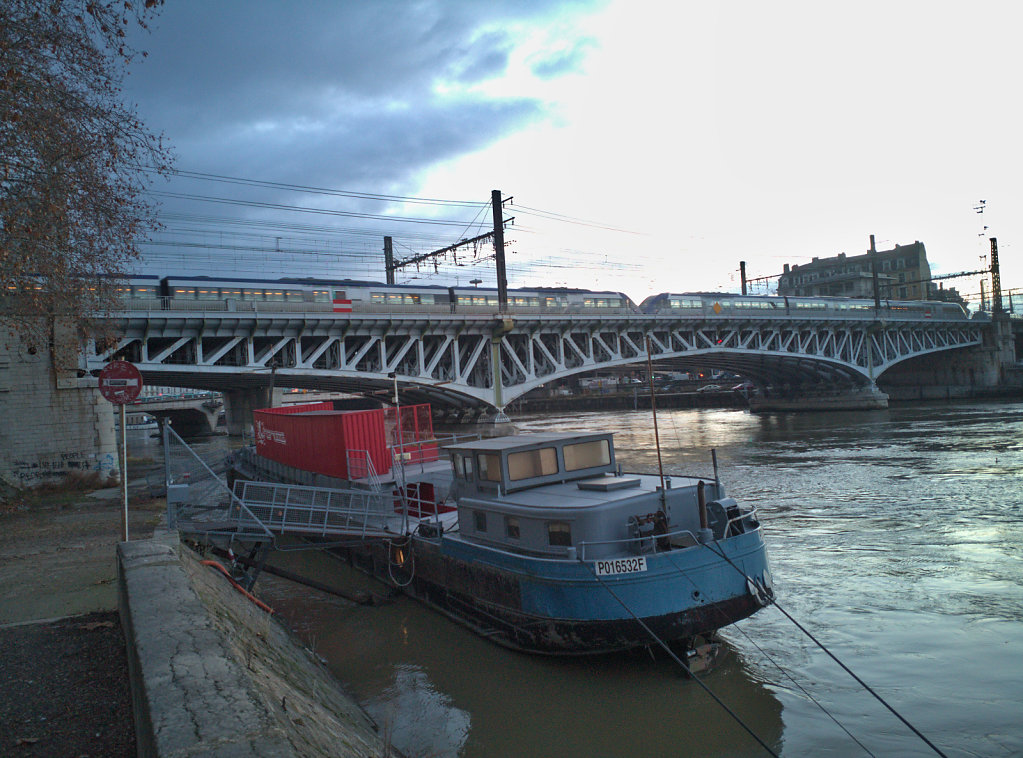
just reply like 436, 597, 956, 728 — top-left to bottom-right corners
222, 388, 285, 437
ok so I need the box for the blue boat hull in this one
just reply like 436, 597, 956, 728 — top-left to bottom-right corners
377, 528, 772, 655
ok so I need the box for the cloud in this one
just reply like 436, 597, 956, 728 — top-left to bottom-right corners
126, 0, 598, 190
530, 38, 597, 80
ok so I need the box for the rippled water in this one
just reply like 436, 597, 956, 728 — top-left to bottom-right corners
245, 402, 1023, 757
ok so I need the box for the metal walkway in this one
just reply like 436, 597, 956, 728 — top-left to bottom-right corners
233, 480, 400, 539
164, 425, 400, 542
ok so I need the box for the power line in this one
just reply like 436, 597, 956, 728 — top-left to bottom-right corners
144, 167, 484, 208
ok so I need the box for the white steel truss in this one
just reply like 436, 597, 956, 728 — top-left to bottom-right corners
86, 312, 986, 410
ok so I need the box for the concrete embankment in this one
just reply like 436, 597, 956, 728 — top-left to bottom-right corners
117, 532, 387, 757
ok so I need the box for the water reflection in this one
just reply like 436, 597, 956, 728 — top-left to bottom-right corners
172, 400, 1023, 757
264, 559, 786, 758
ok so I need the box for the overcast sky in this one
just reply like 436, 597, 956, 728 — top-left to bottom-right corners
124, 1, 1023, 304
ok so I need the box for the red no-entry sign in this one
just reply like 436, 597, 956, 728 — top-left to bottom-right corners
99, 361, 143, 404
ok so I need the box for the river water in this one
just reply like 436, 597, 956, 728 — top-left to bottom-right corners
207, 401, 1023, 757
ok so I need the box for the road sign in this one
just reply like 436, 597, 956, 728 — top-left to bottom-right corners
99, 361, 143, 404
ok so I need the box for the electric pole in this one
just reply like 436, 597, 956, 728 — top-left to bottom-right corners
384, 236, 394, 285
492, 190, 508, 311
989, 237, 1002, 313
870, 234, 881, 309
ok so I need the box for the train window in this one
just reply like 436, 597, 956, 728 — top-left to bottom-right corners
133, 286, 157, 298
313, 290, 330, 302
239, 289, 259, 300
222, 289, 241, 299
284, 290, 305, 301
371, 293, 386, 303
386, 293, 403, 305
266, 290, 285, 301
173, 287, 196, 299
196, 288, 219, 300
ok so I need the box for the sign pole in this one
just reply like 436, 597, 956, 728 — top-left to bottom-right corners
98, 360, 143, 544
121, 403, 128, 541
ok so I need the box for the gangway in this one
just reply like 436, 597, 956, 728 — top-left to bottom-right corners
233, 480, 401, 539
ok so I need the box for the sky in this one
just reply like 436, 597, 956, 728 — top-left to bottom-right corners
122, 0, 1023, 305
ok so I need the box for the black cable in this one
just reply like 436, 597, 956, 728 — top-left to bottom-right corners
700, 541, 951, 758
656, 548, 877, 757
581, 560, 781, 757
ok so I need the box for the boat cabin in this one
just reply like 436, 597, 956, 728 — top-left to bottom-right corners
447, 432, 617, 496
444, 433, 721, 560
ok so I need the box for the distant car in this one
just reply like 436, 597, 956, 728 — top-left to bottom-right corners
696, 384, 722, 392
731, 382, 754, 391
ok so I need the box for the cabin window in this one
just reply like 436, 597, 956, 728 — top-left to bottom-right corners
547, 521, 572, 547
474, 511, 487, 532
505, 516, 520, 539
508, 447, 558, 481
463, 455, 474, 478
564, 440, 611, 471
453, 455, 465, 479
477, 453, 501, 482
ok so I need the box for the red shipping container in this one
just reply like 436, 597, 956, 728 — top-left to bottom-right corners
253, 403, 391, 479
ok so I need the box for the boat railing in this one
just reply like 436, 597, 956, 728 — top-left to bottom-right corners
576, 506, 759, 561
346, 449, 382, 489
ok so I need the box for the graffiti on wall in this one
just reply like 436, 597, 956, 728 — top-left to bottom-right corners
7, 450, 119, 486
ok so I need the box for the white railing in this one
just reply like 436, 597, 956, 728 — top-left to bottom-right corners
236, 480, 394, 539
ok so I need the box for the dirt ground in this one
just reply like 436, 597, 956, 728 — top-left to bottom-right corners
0, 480, 167, 756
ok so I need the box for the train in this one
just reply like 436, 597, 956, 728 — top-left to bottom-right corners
116, 274, 973, 320
640, 292, 972, 320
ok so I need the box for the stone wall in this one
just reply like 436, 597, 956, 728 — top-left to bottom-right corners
0, 321, 119, 491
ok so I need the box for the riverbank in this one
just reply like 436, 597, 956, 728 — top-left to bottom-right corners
0, 483, 166, 756
0, 479, 390, 757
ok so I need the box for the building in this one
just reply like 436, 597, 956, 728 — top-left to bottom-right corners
777, 241, 932, 300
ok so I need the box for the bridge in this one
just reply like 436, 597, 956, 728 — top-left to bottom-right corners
85, 303, 994, 428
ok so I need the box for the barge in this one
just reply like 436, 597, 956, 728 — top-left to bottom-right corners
231, 402, 774, 655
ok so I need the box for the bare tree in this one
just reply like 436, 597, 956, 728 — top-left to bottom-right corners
0, 0, 172, 347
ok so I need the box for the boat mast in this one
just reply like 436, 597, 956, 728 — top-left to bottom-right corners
645, 336, 666, 507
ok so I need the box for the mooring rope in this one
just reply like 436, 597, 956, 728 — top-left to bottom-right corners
699, 540, 951, 758
581, 560, 781, 757
658, 551, 879, 757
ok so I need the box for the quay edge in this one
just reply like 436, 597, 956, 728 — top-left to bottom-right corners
117, 531, 387, 758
